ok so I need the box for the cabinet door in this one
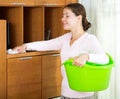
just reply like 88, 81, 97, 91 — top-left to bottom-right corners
43, 0, 65, 5
42, 54, 62, 99
7, 56, 41, 99
0, 0, 36, 6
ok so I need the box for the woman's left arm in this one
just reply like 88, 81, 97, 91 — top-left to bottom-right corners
73, 35, 109, 67
87, 35, 109, 64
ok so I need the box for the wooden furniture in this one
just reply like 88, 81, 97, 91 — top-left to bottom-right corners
0, 0, 77, 99
6, 52, 61, 99
0, 20, 7, 99
7, 56, 42, 99
42, 54, 62, 99
0, 0, 77, 6
0, 0, 42, 6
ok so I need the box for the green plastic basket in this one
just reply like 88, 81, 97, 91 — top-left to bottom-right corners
63, 54, 114, 92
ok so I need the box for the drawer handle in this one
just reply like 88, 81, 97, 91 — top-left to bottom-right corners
11, 2, 25, 5
20, 57, 32, 60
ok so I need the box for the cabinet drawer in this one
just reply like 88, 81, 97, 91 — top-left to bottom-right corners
7, 56, 41, 99
0, 0, 39, 6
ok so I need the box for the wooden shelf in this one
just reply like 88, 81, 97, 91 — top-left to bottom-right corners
7, 50, 60, 59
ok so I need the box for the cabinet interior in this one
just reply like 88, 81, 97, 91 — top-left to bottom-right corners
45, 7, 64, 40
24, 6, 44, 43
0, 7, 23, 48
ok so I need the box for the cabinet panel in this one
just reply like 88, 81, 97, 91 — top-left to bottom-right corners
42, 54, 62, 99
7, 56, 41, 99
0, 20, 7, 99
66, 0, 78, 4
0, 0, 38, 6
43, 0, 65, 6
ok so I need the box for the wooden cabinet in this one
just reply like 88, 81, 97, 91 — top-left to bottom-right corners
7, 56, 41, 99
6, 53, 62, 99
41, 54, 62, 99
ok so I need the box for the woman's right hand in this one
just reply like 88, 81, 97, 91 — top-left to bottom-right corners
13, 44, 27, 53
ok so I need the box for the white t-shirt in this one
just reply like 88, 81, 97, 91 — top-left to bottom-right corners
25, 32, 109, 98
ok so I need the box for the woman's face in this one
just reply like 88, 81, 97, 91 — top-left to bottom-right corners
61, 8, 80, 30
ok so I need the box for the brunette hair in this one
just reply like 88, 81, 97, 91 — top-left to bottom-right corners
64, 3, 91, 31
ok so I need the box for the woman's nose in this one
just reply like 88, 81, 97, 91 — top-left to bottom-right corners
61, 17, 65, 22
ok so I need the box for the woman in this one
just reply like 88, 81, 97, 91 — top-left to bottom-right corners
13, 3, 109, 99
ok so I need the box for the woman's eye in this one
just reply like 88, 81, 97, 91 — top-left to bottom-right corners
66, 16, 69, 18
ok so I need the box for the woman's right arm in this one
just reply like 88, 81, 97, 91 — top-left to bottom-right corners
13, 33, 70, 53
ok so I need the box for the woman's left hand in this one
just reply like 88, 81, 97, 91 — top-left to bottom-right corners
72, 53, 89, 67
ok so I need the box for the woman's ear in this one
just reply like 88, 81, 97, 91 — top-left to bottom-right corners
78, 15, 82, 21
